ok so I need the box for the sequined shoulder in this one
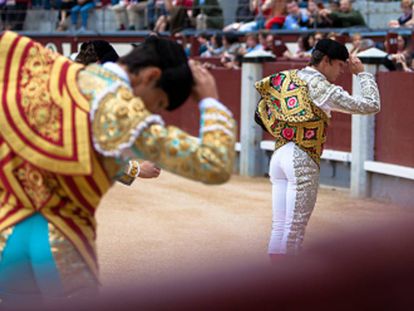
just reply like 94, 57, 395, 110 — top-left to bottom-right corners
90, 84, 159, 158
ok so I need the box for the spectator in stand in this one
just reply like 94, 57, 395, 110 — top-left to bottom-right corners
222, 32, 241, 56
1, 0, 29, 30
196, 32, 210, 55
283, 33, 314, 60
306, 0, 332, 28
224, 0, 287, 32
314, 31, 324, 44
56, 0, 77, 31
320, 0, 365, 28
257, 30, 275, 52
223, 0, 267, 32
192, 0, 223, 30
383, 34, 413, 71
349, 32, 362, 56
70, 0, 96, 32
111, 0, 148, 31
235, 0, 255, 23
173, 32, 191, 56
329, 0, 340, 12
201, 33, 224, 57
238, 33, 263, 56
153, 0, 193, 33
264, 0, 287, 30
388, 0, 414, 28
220, 32, 242, 69
283, 0, 309, 30
147, 0, 167, 30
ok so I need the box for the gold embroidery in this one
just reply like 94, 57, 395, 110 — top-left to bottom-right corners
92, 85, 151, 155
0, 227, 14, 260
14, 162, 56, 209
19, 46, 61, 142
0, 31, 92, 175
48, 223, 98, 296
134, 105, 236, 184
256, 70, 329, 165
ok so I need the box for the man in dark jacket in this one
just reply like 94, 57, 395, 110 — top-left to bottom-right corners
320, 0, 366, 28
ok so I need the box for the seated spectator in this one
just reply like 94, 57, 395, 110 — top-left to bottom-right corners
314, 31, 324, 44
258, 30, 274, 52
326, 31, 338, 40
320, 0, 365, 28
192, 0, 223, 30
235, 0, 255, 23
201, 33, 224, 57
329, 0, 340, 12
225, 0, 286, 32
168, 0, 193, 33
75, 40, 120, 65
153, 0, 192, 33
283, 33, 314, 60
173, 32, 191, 56
56, 0, 77, 31
111, 0, 148, 31
238, 32, 264, 56
264, 0, 287, 30
283, 0, 309, 30
306, 0, 332, 28
196, 32, 210, 55
223, 0, 267, 32
348, 32, 375, 57
147, 0, 167, 30
388, 0, 413, 28
70, 0, 96, 32
1, 0, 29, 31
383, 34, 413, 71
220, 32, 242, 69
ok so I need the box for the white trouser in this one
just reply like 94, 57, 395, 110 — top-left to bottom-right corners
111, 3, 128, 27
111, 2, 146, 29
268, 142, 320, 255
127, 2, 147, 29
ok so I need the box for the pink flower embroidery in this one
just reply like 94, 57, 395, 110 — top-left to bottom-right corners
305, 129, 315, 139
287, 97, 297, 108
282, 127, 294, 140
289, 83, 296, 90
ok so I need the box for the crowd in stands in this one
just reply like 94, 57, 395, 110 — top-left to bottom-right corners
0, 0, 377, 33
1, 0, 413, 72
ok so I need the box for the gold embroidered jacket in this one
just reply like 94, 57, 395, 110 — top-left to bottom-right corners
0, 31, 236, 279
255, 70, 329, 165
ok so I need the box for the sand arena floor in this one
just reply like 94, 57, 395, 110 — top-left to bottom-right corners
96, 171, 412, 289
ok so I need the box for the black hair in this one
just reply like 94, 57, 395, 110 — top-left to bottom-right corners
213, 33, 223, 48
75, 40, 119, 65
309, 49, 326, 66
300, 34, 314, 52
223, 32, 240, 45
92, 40, 119, 63
119, 35, 193, 111
75, 41, 98, 65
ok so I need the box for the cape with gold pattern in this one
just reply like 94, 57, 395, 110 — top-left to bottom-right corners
0, 31, 92, 175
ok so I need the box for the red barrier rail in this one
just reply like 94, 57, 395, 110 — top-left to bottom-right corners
375, 72, 414, 167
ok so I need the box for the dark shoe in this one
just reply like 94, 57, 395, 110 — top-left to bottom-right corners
128, 25, 136, 31
117, 24, 126, 31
